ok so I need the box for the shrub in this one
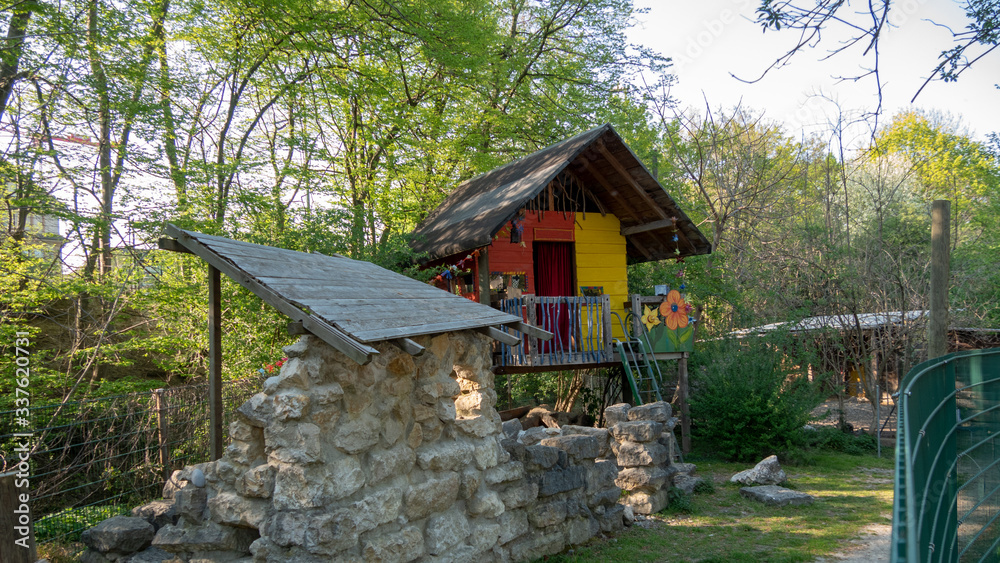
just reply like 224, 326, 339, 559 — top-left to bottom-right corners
689, 333, 824, 462
804, 426, 879, 455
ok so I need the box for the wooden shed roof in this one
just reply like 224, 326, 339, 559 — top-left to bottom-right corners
162, 225, 549, 364
411, 124, 712, 263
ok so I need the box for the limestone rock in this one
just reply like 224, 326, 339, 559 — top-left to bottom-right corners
615, 441, 667, 467
416, 440, 475, 472
121, 546, 175, 562
603, 403, 631, 427
538, 435, 599, 463
615, 466, 669, 491
627, 401, 671, 423
624, 489, 669, 514
367, 444, 417, 485
237, 393, 273, 428
237, 464, 276, 498
82, 516, 155, 554
425, 509, 471, 555
523, 445, 560, 470
528, 499, 566, 528
610, 421, 664, 443
404, 471, 460, 520
208, 491, 268, 529
537, 465, 585, 497
467, 490, 504, 518
730, 455, 787, 486
739, 485, 814, 507
517, 426, 560, 446
559, 425, 611, 457
672, 474, 704, 495
153, 522, 256, 553
501, 418, 523, 439
361, 526, 423, 563
131, 500, 177, 531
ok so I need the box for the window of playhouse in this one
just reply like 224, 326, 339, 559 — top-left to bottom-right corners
490, 271, 526, 302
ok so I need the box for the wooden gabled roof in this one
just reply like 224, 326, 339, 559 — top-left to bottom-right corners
411, 124, 711, 263
162, 225, 549, 364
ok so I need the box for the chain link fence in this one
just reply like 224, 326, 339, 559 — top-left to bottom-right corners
0, 377, 262, 545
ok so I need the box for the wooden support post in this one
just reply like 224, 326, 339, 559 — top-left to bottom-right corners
208, 265, 224, 461
678, 354, 691, 454
478, 248, 490, 305
929, 200, 950, 360
153, 389, 170, 482
1, 472, 36, 563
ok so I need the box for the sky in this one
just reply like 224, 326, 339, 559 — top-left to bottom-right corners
627, 0, 1000, 147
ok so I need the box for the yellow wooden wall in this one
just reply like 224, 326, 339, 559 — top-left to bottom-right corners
575, 213, 629, 340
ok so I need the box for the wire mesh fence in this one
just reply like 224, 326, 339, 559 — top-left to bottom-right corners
892, 348, 1000, 562
0, 377, 262, 545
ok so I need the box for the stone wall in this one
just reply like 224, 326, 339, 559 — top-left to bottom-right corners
81, 332, 624, 563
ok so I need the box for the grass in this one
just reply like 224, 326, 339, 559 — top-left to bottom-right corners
546, 452, 896, 563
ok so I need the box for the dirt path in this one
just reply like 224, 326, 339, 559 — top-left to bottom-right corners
816, 523, 891, 562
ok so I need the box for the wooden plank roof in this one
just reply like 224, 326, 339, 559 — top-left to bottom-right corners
411, 124, 712, 263
163, 225, 549, 364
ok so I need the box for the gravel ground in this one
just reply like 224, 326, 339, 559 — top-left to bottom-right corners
811, 395, 898, 436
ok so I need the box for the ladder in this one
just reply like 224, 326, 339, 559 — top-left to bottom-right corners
611, 312, 663, 405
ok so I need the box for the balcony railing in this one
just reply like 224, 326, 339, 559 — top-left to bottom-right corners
494, 294, 614, 371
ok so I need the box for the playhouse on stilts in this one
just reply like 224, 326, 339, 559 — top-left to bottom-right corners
411, 124, 712, 406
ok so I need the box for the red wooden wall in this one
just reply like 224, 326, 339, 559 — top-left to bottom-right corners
488, 210, 575, 294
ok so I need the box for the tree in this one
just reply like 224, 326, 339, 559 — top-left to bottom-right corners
752, 0, 1000, 113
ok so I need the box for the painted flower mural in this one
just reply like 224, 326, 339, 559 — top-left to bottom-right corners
641, 305, 661, 331
659, 290, 689, 330
640, 289, 695, 353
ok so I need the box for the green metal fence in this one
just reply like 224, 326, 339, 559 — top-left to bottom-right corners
892, 348, 1000, 562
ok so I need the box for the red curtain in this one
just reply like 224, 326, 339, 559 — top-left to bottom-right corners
535, 242, 573, 351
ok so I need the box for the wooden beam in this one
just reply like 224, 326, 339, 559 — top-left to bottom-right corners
510, 321, 554, 341
577, 159, 641, 222
621, 218, 675, 236
475, 326, 522, 346
157, 237, 193, 254
165, 224, 379, 365
392, 338, 425, 356
208, 265, 223, 461
596, 144, 669, 221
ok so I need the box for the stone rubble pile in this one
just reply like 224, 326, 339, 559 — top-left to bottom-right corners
80, 332, 627, 563
602, 402, 682, 514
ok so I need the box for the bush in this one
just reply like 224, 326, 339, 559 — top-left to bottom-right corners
689, 333, 824, 462
804, 426, 879, 456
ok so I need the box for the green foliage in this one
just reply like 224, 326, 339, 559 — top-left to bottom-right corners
34, 505, 128, 542
689, 333, 825, 462
664, 486, 693, 514
805, 426, 879, 456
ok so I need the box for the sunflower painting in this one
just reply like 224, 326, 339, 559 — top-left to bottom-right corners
641, 290, 695, 352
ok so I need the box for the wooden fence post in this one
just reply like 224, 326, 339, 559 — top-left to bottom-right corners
208, 265, 224, 460
1, 471, 36, 563
153, 389, 170, 482
928, 199, 950, 360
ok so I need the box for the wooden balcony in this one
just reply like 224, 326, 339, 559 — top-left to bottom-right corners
493, 295, 615, 373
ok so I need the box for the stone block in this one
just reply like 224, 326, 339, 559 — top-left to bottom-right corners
501, 418, 523, 439
237, 464, 276, 498
368, 444, 417, 486
467, 490, 504, 518
304, 509, 360, 555
496, 509, 529, 545
588, 487, 621, 508
172, 486, 208, 520
208, 492, 267, 529
484, 461, 524, 485
626, 401, 671, 423
598, 504, 626, 533
603, 403, 631, 427
131, 500, 177, 531
500, 438, 526, 461
265, 422, 320, 464
566, 516, 597, 545
312, 383, 344, 406
162, 470, 188, 500
473, 439, 501, 470
403, 471, 460, 520
539, 435, 599, 463
528, 499, 566, 528
322, 455, 366, 501
730, 455, 787, 486
624, 489, 669, 514
272, 464, 322, 510
673, 474, 704, 495
416, 440, 475, 472
121, 546, 175, 563
272, 392, 310, 422
237, 393, 275, 428
587, 460, 619, 493
537, 465, 585, 497
560, 426, 611, 457
610, 421, 664, 443
498, 482, 538, 509
456, 413, 500, 438
523, 445, 560, 470
616, 441, 667, 467
333, 413, 381, 455
468, 522, 502, 553
615, 466, 669, 491
739, 485, 815, 507
517, 426, 560, 446
351, 487, 403, 533
153, 522, 256, 553
425, 509, 471, 555
361, 526, 423, 563
459, 468, 481, 499
82, 516, 155, 554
